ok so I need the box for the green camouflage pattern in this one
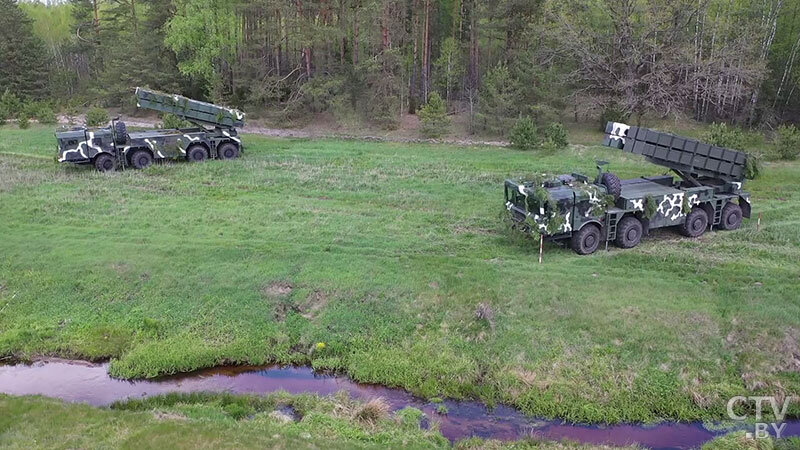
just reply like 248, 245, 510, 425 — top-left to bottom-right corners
504, 122, 752, 252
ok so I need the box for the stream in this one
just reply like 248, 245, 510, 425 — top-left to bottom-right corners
0, 359, 797, 449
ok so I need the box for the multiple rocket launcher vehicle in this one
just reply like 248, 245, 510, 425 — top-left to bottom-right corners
54, 91, 750, 255
504, 122, 751, 254
56, 88, 245, 172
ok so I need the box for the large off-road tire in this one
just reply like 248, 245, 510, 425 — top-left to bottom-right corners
614, 216, 643, 249
601, 172, 622, 200
129, 149, 153, 170
217, 142, 240, 160
187, 145, 208, 162
719, 203, 743, 231
94, 153, 116, 172
114, 121, 128, 145
680, 207, 708, 238
570, 224, 602, 255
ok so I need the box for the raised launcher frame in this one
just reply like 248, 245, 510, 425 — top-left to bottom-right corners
603, 122, 752, 225
603, 122, 747, 185
135, 88, 245, 129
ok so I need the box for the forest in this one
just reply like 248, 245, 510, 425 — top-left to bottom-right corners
4, 0, 800, 136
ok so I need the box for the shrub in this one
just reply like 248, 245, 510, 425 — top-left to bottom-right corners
704, 122, 761, 179
541, 122, 569, 149
744, 155, 762, 180
509, 116, 538, 150
17, 115, 30, 129
418, 92, 450, 138
599, 105, 629, 131
776, 124, 800, 160
0, 91, 22, 124
160, 113, 191, 129
25, 102, 56, 125
85, 107, 109, 127
703, 122, 746, 150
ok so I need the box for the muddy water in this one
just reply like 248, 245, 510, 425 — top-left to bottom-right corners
1, 360, 798, 449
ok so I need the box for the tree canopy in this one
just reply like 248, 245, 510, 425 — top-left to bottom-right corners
9, 0, 800, 131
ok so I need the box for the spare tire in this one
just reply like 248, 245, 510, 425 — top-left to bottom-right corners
114, 121, 128, 145
601, 172, 622, 200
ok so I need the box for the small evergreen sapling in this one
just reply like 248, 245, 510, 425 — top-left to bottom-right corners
418, 92, 450, 138
509, 117, 538, 150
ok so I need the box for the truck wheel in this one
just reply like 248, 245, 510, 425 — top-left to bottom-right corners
570, 224, 601, 255
114, 121, 128, 145
187, 145, 208, 162
680, 207, 708, 238
615, 216, 643, 248
601, 172, 622, 200
130, 149, 153, 170
719, 203, 743, 230
217, 142, 239, 160
94, 153, 116, 172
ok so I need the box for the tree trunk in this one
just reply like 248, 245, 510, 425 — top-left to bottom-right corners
352, 2, 360, 66
422, 0, 431, 102
381, 1, 390, 50
409, 0, 419, 113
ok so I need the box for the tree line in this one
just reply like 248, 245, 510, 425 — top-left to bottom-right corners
6, 0, 800, 134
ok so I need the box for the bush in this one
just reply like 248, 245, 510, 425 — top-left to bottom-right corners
541, 122, 569, 149
85, 107, 109, 127
599, 105, 629, 131
776, 124, 800, 160
509, 116, 538, 150
26, 102, 56, 125
418, 92, 450, 138
17, 115, 30, 129
0, 91, 23, 124
160, 113, 191, 129
704, 122, 761, 179
703, 122, 746, 150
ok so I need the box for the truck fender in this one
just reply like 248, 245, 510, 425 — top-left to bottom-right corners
739, 196, 752, 218
579, 219, 603, 232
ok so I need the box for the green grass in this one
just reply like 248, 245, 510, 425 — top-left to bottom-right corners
0, 394, 641, 449
0, 393, 449, 449
1, 125, 799, 425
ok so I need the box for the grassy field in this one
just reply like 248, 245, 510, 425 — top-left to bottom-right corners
1, 125, 799, 426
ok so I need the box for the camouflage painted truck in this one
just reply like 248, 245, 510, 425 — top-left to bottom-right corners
56, 88, 245, 172
504, 122, 752, 255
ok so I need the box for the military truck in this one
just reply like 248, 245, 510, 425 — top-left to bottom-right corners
56, 88, 245, 172
504, 122, 752, 255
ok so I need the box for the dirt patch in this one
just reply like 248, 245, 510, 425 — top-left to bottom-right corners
300, 290, 329, 320
261, 282, 293, 297
58, 111, 509, 147
153, 411, 188, 421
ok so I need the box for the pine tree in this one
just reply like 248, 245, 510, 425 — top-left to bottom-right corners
475, 64, 520, 136
419, 92, 450, 138
0, 0, 50, 99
